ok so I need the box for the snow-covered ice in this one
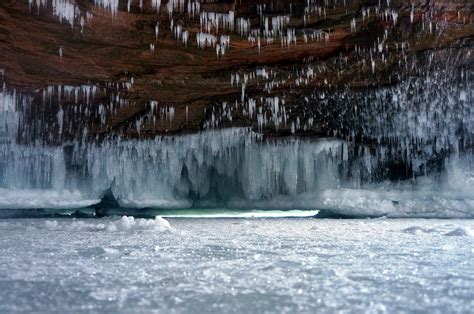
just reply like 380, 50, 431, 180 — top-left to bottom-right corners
0, 217, 473, 312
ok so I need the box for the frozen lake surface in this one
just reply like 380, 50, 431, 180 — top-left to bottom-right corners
0, 217, 473, 313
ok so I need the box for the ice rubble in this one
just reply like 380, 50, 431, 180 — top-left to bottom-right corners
444, 227, 474, 237
402, 225, 474, 237
105, 215, 171, 232
42, 216, 171, 232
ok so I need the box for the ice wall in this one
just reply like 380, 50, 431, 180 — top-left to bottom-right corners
0, 119, 347, 210
0, 75, 473, 217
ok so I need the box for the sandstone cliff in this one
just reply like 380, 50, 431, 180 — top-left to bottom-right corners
0, 0, 472, 140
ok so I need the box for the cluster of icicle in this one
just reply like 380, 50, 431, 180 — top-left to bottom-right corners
0, 87, 348, 208
28, 0, 92, 32
1, 85, 473, 217
28, 0, 471, 61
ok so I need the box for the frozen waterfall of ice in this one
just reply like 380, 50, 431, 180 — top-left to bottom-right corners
0, 71, 473, 217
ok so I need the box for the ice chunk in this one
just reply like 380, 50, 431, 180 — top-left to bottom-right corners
445, 227, 473, 237
103, 247, 121, 257
402, 226, 436, 234
105, 216, 171, 232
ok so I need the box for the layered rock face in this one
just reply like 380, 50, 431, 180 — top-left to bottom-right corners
0, 1, 473, 214
0, 0, 472, 138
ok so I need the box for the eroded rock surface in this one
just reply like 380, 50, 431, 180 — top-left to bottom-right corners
0, 0, 472, 140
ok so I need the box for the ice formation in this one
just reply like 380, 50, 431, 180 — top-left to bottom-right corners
41, 215, 171, 232
93, 0, 120, 16
151, 0, 161, 13
104, 216, 171, 232
25, 0, 454, 59
200, 11, 235, 33
1, 0, 472, 217
29, 0, 84, 28
1, 80, 473, 216
196, 32, 217, 49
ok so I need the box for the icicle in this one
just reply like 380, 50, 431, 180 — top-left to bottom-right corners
152, 0, 161, 13
93, 0, 120, 16
391, 10, 398, 25
183, 31, 189, 47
